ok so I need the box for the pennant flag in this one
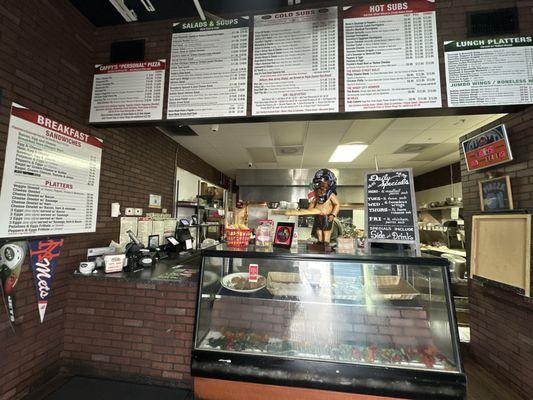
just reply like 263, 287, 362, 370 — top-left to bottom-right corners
28, 238, 64, 323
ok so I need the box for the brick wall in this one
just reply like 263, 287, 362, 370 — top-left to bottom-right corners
460, 107, 533, 398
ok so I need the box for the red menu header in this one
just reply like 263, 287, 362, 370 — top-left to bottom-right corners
95, 60, 166, 74
345, 0, 435, 18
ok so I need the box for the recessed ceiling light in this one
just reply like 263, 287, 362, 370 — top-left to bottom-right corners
328, 144, 368, 163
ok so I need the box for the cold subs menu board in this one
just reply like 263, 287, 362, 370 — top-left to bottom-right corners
364, 169, 419, 245
0, 104, 103, 238
253, 7, 338, 115
89, 60, 165, 122
445, 36, 533, 107
344, 1, 441, 111
167, 18, 249, 119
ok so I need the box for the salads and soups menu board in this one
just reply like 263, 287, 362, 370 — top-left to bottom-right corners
343, 1, 441, 111
364, 169, 418, 244
445, 36, 533, 107
167, 18, 249, 119
0, 104, 102, 238
252, 7, 338, 115
89, 60, 165, 122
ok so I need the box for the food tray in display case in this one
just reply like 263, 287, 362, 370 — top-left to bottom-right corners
193, 245, 467, 400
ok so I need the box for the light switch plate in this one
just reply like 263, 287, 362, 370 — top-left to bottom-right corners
134, 208, 143, 216
125, 208, 134, 216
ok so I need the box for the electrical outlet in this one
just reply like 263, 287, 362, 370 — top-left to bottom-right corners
134, 208, 143, 216
125, 208, 134, 216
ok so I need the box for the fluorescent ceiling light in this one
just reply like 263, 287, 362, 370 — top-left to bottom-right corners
140, 0, 156, 12
109, 0, 138, 22
328, 144, 368, 163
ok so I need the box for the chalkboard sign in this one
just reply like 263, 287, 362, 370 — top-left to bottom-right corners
364, 169, 419, 247
479, 176, 513, 211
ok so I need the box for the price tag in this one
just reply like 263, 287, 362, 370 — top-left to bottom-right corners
248, 264, 259, 282
185, 239, 193, 250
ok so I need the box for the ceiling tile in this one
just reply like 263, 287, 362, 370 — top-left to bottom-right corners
411, 144, 459, 161
341, 118, 393, 144
247, 147, 277, 163
270, 122, 308, 146
306, 120, 353, 146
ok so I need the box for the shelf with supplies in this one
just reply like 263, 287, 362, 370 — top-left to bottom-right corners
418, 205, 463, 212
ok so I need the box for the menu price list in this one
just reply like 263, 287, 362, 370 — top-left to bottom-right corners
89, 60, 165, 122
168, 18, 249, 119
445, 37, 533, 107
344, 1, 441, 111
0, 104, 102, 238
253, 7, 338, 115
365, 170, 416, 243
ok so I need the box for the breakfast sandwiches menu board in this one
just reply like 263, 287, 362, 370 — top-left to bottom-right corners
0, 104, 103, 238
252, 7, 338, 115
343, 1, 441, 111
445, 36, 533, 107
89, 60, 165, 122
167, 18, 249, 119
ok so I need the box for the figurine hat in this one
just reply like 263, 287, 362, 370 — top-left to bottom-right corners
312, 169, 337, 203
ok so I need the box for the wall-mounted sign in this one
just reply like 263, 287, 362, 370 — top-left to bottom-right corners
149, 193, 162, 209
29, 238, 64, 323
252, 7, 338, 115
0, 104, 103, 238
343, 1, 441, 111
89, 60, 166, 122
364, 169, 419, 248
461, 124, 513, 172
479, 176, 513, 212
168, 18, 249, 119
445, 36, 533, 107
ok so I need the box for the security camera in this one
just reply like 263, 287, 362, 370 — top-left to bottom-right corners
248, 162, 253, 168
211, 124, 219, 132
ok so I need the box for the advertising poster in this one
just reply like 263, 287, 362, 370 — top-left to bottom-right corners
445, 36, 533, 107
29, 238, 64, 323
168, 18, 249, 119
344, 1, 441, 111
0, 241, 27, 331
0, 104, 103, 238
461, 125, 513, 172
89, 60, 166, 122
253, 7, 338, 115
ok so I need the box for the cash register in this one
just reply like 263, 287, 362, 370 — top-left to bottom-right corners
174, 218, 194, 252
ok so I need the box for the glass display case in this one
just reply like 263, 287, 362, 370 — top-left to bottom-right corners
192, 245, 466, 400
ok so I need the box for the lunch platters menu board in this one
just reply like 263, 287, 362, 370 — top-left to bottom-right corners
0, 104, 103, 238
445, 36, 533, 107
89, 60, 165, 122
344, 1, 441, 111
252, 7, 338, 115
364, 169, 419, 245
167, 18, 249, 119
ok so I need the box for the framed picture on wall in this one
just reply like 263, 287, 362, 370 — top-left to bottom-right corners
273, 222, 295, 249
479, 176, 513, 211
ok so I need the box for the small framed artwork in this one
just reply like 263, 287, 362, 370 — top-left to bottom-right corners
479, 176, 513, 211
273, 222, 295, 249
148, 234, 160, 249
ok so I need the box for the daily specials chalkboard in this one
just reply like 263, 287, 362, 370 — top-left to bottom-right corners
364, 169, 419, 246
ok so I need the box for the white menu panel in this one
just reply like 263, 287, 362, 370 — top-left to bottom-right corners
445, 37, 533, 107
0, 104, 103, 238
344, 1, 441, 111
89, 60, 165, 122
168, 18, 249, 119
253, 7, 338, 115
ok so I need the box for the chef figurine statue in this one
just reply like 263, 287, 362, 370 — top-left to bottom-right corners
286, 169, 340, 245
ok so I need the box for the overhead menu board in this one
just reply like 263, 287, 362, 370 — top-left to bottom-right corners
364, 169, 419, 246
167, 18, 249, 119
252, 7, 338, 115
0, 104, 103, 238
89, 60, 165, 122
445, 36, 533, 107
344, 1, 441, 111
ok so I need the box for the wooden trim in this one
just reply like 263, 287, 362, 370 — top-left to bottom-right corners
194, 377, 406, 400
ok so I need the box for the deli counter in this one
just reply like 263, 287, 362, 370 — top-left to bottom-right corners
192, 245, 466, 400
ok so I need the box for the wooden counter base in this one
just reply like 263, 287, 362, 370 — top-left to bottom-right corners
194, 378, 404, 400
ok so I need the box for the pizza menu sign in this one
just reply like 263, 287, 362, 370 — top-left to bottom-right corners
0, 104, 103, 238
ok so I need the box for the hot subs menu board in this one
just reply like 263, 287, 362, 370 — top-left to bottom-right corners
89, 60, 165, 122
167, 18, 249, 119
344, 1, 441, 111
445, 36, 533, 107
364, 169, 419, 245
253, 7, 338, 115
0, 104, 102, 238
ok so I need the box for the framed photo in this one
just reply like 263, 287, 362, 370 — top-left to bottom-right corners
273, 222, 295, 249
147, 234, 160, 249
461, 124, 513, 172
479, 176, 513, 211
